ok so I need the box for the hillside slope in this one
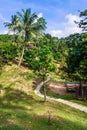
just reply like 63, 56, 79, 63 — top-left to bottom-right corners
0, 64, 87, 130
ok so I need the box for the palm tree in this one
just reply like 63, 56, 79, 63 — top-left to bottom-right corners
4, 15, 19, 42
4, 8, 46, 67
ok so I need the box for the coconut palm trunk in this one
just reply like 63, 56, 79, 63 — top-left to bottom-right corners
18, 47, 25, 67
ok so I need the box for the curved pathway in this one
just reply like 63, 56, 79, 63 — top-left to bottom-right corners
34, 78, 87, 113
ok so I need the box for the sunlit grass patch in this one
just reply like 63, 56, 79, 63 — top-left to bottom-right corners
0, 64, 87, 130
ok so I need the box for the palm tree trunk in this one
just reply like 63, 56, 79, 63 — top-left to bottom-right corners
18, 47, 24, 67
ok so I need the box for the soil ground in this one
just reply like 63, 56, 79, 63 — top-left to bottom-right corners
46, 81, 74, 95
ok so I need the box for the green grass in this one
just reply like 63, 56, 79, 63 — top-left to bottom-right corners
0, 63, 87, 130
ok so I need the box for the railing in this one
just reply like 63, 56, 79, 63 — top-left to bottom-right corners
64, 82, 87, 100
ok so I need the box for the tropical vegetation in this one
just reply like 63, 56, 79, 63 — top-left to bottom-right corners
0, 8, 87, 130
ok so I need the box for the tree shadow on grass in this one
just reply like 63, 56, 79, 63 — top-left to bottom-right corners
0, 84, 3, 88
0, 86, 34, 129
0, 83, 87, 130
0, 87, 87, 130
0, 112, 87, 130
0, 87, 35, 109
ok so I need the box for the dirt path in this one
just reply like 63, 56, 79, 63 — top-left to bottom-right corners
46, 81, 67, 95
34, 78, 87, 113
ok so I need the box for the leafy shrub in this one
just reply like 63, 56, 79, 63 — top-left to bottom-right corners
24, 47, 38, 67
0, 42, 17, 63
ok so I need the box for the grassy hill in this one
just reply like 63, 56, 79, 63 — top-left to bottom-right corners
0, 64, 87, 130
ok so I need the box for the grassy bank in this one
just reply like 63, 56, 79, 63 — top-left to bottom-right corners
0, 64, 87, 130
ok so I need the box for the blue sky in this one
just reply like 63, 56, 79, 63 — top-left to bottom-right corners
0, 0, 87, 37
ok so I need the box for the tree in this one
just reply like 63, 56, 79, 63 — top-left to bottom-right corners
0, 34, 12, 43
4, 15, 19, 43
38, 33, 63, 62
4, 8, 46, 67
76, 9, 87, 31
24, 46, 38, 68
0, 42, 17, 63
31, 46, 56, 101
65, 33, 87, 83
0, 34, 17, 73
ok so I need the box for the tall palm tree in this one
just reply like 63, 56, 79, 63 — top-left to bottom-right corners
4, 15, 19, 42
4, 8, 46, 67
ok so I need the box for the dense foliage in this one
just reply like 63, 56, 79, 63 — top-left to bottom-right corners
0, 34, 17, 72
64, 33, 87, 82
76, 9, 87, 31
0, 42, 17, 62
4, 8, 46, 67
0, 9, 87, 83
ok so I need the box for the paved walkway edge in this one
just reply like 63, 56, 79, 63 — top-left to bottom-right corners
34, 78, 87, 113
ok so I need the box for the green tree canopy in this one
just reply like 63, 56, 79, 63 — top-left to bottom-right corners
76, 9, 87, 31
65, 33, 87, 82
4, 8, 47, 67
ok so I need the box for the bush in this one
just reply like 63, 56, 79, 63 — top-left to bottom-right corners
0, 42, 17, 63
24, 47, 38, 67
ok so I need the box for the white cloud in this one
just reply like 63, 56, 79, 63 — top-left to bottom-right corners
65, 14, 80, 24
64, 14, 82, 36
50, 30, 63, 37
0, 29, 8, 34
50, 14, 82, 38
38, 12, 43, 18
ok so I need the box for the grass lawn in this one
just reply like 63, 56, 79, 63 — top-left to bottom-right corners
0, 64, 87, 130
